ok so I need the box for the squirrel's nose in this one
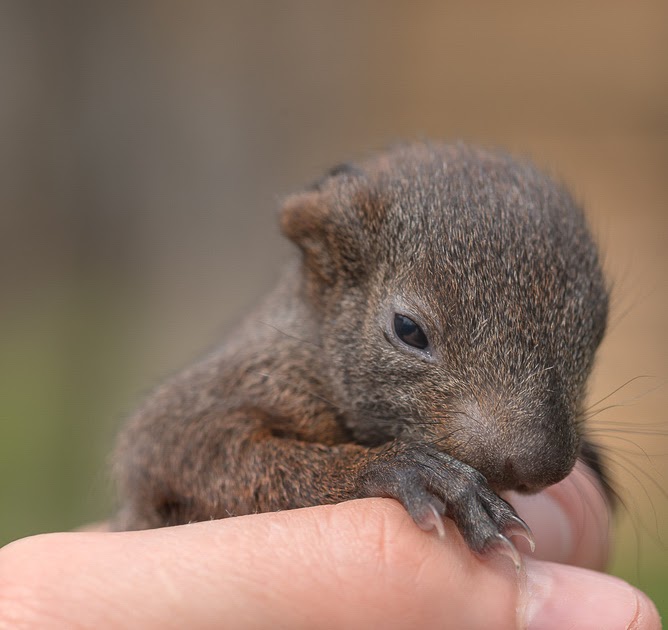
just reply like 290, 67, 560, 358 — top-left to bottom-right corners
497, 443, 575, 492
502, 457, 535, 492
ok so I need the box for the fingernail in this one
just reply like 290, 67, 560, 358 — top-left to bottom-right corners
522, 560, 659, 630
506, 491, 573, 561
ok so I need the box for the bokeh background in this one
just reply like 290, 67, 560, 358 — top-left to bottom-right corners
1, 0, 666, 617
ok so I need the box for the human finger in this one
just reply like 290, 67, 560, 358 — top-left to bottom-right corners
0, 498, 659, 630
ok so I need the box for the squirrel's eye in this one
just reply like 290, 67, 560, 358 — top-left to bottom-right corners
393, 314, 429, 350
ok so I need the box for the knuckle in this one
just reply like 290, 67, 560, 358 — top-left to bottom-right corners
327, 498, 433, 574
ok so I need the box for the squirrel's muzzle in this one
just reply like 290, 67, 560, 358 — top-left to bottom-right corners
445, 398, 579, 493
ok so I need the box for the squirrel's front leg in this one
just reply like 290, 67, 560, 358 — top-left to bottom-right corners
114, 407, 371, 529
115, 409, 528, 558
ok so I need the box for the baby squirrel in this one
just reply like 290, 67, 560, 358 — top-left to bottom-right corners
113, 142, 609, 556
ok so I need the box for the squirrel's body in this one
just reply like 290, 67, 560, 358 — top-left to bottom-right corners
114, 143, 609, 553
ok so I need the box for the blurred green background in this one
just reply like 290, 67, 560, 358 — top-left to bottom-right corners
1, 0, 666, 618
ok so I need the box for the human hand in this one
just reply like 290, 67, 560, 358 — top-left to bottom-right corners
0, 463, 660, 629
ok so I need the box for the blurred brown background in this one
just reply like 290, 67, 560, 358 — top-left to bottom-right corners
1, 0, 666, 616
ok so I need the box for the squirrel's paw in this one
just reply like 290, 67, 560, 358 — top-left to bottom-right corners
357, 444, 533, 569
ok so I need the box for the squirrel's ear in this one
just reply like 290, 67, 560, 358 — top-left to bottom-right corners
280, 190, 338, 284
281, 162, 367, 284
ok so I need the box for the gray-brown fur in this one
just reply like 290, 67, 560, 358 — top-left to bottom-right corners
113, 142, 609, 553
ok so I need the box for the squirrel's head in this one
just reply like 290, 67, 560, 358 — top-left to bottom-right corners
280, 143, 609, 493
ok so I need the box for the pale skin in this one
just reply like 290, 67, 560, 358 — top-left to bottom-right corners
0, 463, 660, 629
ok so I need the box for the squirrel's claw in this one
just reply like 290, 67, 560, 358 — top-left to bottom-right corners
504, 513, 535, 552
414, 498, 447, 539
490, 533, 523, 572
